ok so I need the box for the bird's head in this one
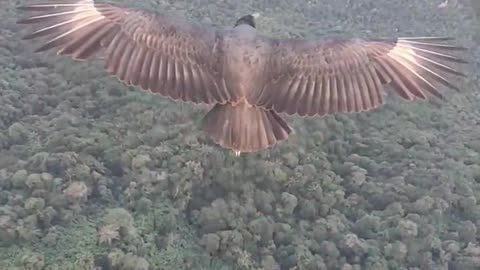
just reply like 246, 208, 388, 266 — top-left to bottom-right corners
234, 13, 260, 28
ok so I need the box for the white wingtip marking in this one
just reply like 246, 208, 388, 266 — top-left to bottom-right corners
387, 42, 418, 65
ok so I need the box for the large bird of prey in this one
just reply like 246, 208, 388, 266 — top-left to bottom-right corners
17, 1, 467, 155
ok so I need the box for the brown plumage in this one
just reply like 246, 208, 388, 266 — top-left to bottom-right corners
17, 1, 468, 155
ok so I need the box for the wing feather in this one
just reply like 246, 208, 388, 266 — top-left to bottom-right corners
147, 52, 160, 91
253, 37, 467, 116
337, 74, 347, 113
140, 49, 153, 89
17, 0, 230, 104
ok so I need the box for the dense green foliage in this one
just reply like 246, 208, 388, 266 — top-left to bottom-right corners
0, 0, 479, 269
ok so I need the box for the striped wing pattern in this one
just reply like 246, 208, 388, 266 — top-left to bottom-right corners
17, 0, 231, 104
253, 37, 467, 116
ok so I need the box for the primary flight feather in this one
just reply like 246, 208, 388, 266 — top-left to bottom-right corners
17, 0, 468, 155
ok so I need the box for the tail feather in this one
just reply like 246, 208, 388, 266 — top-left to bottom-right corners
202, 103, 292, 153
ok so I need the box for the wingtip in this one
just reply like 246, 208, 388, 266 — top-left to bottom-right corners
456, 58, 470, 64
16, 18, 30, 25
399, 36, 455, 41
16, 5, 43, 11
33, 46, 49, 53
456, 71, 468, 78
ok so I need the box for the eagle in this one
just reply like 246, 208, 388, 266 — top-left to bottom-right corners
17, 1, 468, 156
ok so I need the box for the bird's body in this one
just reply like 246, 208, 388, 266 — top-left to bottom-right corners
202, 25, 294, 153
222, 25, 266, 103
16, 1, 468, 155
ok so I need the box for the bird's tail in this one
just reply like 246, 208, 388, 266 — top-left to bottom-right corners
202, 102, 292, 154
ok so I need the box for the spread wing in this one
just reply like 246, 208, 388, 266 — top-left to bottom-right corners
17, 0, 231, 104
251, 37, 467, 116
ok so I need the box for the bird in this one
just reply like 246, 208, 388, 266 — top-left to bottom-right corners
16, 0, 468, 156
